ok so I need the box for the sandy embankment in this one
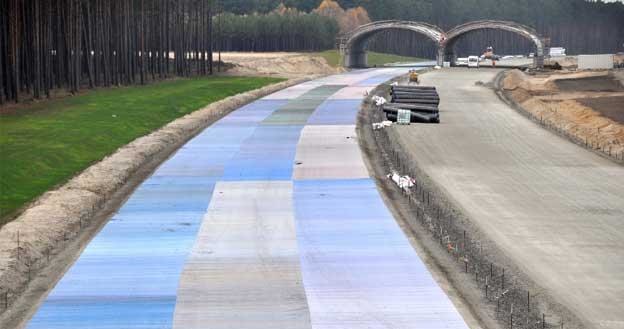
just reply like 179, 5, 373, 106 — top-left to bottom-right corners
0, 76, 315, 324
216, 52, 343, 77
502, 69, 624, 160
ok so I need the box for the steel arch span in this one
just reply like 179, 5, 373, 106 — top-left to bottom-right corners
442, 20, 545, 68
341, 20, 545, 69
342, 21, 445, 68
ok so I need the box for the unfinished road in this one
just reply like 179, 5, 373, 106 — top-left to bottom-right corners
24, 69, 469, 329
392, 69, 624, 329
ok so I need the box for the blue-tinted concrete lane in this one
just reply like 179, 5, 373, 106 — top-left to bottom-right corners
27, 69, 469, 329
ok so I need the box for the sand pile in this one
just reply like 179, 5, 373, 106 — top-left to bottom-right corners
218, 52, 342, 77
502, 69, 624, 159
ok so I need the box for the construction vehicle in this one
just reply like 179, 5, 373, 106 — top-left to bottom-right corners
481, 46, 500, 61
468, 56, 480, 68
409, 70, 420, 84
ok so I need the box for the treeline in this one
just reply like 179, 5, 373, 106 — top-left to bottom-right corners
214, 0, 369, 53
221, 0, 624, 56
215, 11, 338, 52
1, 0, 214, 104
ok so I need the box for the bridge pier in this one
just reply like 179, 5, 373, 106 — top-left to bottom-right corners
534, 55, 544, 69
344, 50, 368, 68
436, 47, 445, 67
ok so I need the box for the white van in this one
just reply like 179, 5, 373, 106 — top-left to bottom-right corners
468, 56, 480, 68
455, 57, 469, 66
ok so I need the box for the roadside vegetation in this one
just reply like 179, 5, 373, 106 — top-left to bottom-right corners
221, 0, 624, 58
314, 50, 427, 67
0, 76, 283, 223
1, 0, 216, 105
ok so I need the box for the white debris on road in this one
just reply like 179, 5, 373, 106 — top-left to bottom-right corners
372, 95, 387, 106
387, 171, 415, 191
372, 121, 393, 130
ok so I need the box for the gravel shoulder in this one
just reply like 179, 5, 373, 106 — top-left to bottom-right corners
0, 76, 314, 329
359, 68, 624, 329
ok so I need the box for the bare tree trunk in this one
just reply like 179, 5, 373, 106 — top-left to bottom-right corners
9, 0, 21, 102
139, 0, 144, 84
83, 0, 94, 89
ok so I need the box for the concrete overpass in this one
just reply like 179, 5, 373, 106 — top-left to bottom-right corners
341, 20, 545, 69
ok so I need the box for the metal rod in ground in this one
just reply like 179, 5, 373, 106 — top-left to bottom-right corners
502, 268, 505, 289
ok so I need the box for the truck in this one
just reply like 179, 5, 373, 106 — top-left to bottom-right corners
455, 57, 469, 66
549, 47, 566, 57
468, 56, 480, 68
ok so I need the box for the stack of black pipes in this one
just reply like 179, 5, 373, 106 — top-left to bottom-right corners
383, 85, 440, 123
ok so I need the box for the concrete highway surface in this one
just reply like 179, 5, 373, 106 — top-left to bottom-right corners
393, 68, 624, 329
25, 69, 469, 329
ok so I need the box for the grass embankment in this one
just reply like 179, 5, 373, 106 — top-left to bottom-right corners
0, 76, 283, 223
314, 49, 428, 67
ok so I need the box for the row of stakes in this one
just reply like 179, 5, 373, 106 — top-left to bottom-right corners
2, 226, 76, 312
370, 101, 570, 329
534, 110, 624, 163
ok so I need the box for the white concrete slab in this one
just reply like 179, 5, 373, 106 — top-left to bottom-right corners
262, 81, 325, 100
173, 181, 311, 329
293, 125, 369, 180
327, 86, 373, 100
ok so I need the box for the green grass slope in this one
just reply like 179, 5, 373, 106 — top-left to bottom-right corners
0, 76, 283, 223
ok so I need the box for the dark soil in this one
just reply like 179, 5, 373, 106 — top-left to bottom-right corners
555, 76, 624, 92
578, 96, 624, 124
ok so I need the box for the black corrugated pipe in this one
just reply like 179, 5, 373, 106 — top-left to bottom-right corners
391, 98, 440, 105
383, 103, 439, 112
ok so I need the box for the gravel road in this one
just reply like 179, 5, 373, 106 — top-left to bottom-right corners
391, 68, 624, 329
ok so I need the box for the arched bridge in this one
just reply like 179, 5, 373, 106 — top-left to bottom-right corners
343, 21, 445, 68
341, 20, 545, 68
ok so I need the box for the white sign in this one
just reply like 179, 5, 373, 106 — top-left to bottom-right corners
397, 109, 411, 125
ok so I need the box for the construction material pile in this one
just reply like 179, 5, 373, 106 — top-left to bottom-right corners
383, 85, 440, 124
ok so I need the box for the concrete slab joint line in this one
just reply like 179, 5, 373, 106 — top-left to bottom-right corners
293, 125, 369, 180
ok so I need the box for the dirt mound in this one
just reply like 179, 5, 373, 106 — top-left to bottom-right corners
502, 69, 624, 161
578, 96, 624, 123
219, 52, 342, 78
502, 69, 529, 90
545, 56, 577, 69
555, 76, 624, 92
